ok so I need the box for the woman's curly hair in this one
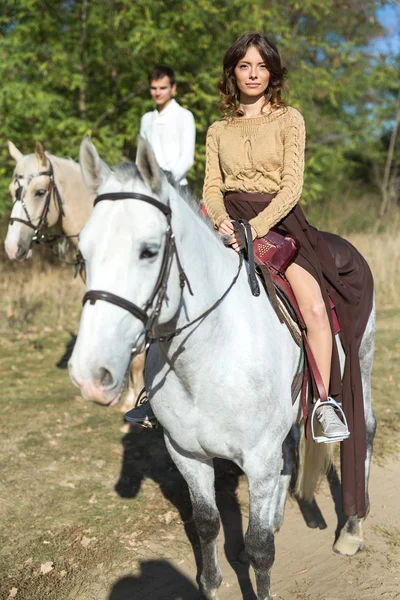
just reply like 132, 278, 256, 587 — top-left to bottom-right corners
218, 32, 287, 118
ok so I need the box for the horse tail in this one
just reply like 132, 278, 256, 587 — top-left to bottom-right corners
294, 424, 334, 501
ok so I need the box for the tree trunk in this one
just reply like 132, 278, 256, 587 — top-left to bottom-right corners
379, 88, 400, 217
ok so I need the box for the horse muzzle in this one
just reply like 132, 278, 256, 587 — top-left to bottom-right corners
68, 360, 128, 407
4, 238, 33, 261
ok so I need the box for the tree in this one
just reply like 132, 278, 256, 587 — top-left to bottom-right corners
0, 0, 396, 224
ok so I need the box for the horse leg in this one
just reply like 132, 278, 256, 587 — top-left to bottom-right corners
274, 424, 299, 532
120, 354, 145, 412
245, 453, 282, 600
164, 433, 222, 600
132, 353, 145, 397
334, 306, 376, 555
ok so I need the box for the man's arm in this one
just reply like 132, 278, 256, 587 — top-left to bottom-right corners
139, 114, 149, 139
170, 110, 196, 183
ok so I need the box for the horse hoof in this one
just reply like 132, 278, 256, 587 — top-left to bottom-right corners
201, 589, 220, 600
333, 533, 363, 556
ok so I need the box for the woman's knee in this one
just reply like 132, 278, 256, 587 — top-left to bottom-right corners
302, 301, 329, 329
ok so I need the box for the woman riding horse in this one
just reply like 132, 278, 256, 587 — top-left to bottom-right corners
203, 32, 359, 441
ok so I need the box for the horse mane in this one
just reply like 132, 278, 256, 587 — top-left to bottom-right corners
168, 180, 220, 238
112, 160, 219, 237
13, 153, 78, 176
113, 161, 143, 183
50, 154, 77, 167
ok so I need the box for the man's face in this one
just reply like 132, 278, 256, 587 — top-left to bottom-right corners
150, 76, 176, 111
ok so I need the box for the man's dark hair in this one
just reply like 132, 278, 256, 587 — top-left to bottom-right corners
148, 65, 176, 86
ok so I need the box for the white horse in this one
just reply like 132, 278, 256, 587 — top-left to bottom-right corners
69, 136, 376, 600
4, 140, 144, 409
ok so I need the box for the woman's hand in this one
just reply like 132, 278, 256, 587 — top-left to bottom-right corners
217, 219, 235, 236
218, 219, 257, 253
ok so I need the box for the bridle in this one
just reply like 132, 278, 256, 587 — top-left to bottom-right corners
82, 191, 243, 355
10, 159, 78, 251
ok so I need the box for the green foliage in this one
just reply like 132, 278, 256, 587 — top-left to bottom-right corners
0, 0, 399, 219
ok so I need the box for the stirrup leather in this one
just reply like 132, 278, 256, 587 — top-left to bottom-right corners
311, 397, 350, 444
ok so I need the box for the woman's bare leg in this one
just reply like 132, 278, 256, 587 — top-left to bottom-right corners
285, 263, 332, 394
285, 263, 349, 439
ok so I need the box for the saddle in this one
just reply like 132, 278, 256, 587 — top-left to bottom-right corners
234, 219, 345, 437
201, 206, 346, 439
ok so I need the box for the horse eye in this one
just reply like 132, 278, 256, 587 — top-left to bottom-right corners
140, 247, 159, 260
36, 189, 46, 197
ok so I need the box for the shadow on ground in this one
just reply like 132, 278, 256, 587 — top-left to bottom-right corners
56, 332, 77, 369
108, 560, 201, 599
114, 425, 351, 599
115, 426, 257, 598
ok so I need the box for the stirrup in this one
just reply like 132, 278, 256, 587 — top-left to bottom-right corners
311, 397, 350, 444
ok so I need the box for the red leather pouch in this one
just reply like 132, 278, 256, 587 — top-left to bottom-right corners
253, 229, 299, 273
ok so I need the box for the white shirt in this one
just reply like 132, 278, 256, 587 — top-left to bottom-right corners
139, 99, 196, 185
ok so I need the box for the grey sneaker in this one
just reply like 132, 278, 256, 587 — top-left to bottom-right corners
125, 401, 157, 429
316, 404, 349, 439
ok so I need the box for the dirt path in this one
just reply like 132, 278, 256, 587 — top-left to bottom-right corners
71, 456, 399, 600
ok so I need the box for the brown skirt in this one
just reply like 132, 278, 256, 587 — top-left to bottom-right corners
225, 192, 374, 518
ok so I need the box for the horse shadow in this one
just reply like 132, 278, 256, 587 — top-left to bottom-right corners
56, 332, 77, 369
115, 426, 256, 599
107, 560, 200, 599
115, 425, 349, 598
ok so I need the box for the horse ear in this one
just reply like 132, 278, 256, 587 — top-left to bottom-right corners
34, 141, 47, 167
8, 140, 23, 163
79, 135, 112, 193
136, 136, 162, 194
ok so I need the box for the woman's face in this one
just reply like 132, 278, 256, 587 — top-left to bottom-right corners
234, 46, 270, 100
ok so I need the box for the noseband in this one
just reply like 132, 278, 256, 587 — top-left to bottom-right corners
82, 192, 243, 355
10, 160, 64, 245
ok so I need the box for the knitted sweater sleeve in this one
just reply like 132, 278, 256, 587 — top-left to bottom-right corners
249, 109, 306, 237
202, 124, 229, 227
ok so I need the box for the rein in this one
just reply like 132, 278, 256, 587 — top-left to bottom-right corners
82, 191, 243, 355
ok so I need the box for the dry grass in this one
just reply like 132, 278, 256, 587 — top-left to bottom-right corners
348, 232, 400, 309
1, 232, 400, 332
0, 234, 399, 599
1, 233, 399, 463
0, 260, 83, 335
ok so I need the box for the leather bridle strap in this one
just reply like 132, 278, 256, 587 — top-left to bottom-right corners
83, 289, 148, 322
10, 160, 66, 244
86, 191, 175, 318
82, 191, 177, 348
153, 252, 243, 343
10, 179, 37, 230
82, 190, 243, 353
94, 192, 171, 217
231, 219, 260, 297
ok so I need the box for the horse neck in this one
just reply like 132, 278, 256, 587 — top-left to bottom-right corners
51, 156, 94, 238
166, 190, 250, 337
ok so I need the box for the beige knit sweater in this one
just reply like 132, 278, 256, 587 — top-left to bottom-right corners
203, 106, 306, 237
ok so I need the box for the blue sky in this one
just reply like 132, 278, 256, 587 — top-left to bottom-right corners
375, 3, 400, 54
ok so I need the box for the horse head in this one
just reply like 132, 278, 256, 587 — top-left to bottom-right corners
5, 141, 62, 260
68, 136, 183, 406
